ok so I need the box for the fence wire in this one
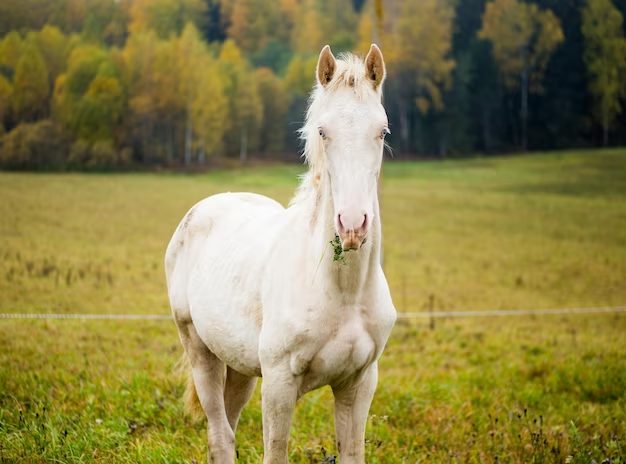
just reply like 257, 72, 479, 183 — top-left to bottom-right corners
0, 306, 624, 321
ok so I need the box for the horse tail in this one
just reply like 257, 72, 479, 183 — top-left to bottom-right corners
178, 354, 204, 420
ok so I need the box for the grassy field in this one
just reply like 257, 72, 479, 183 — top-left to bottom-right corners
0, 149, 625, 462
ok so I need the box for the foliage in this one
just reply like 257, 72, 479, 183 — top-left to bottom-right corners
478, 0, 564, 150
0, 151, 625, 461
392, 0, 456, 114
128, 0, 206, 39
0, 119, 67, 170
0, 75, 11, 122
177, 23, 228, 163
255, 67, 290, 155
53, 45, 125, 142
68, 138, 130, 169
11, 40, 49, 122
581, 0, 626, 145
218, 39, 263, 161
0, 0, 626, 167
479, 0, 564, 91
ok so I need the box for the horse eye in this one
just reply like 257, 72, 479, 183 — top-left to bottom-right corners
318, 127, 327, 140
380, 127, 390, 139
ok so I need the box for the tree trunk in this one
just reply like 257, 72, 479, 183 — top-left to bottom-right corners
184, 117, 192, 166
398, 101, 410, 155
239, 126, 248, 163
198, 142, 206, 164
166, 125, 174, 163
520, 66, 529, 152
602, 104, 609, 147
481, 106, 492, 153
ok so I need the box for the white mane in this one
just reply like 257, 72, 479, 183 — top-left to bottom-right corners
290, 53, 382, 207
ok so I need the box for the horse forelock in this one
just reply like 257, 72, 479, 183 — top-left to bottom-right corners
290, 53, 380, 207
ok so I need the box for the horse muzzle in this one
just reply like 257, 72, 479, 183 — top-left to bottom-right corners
339, 229, 367, 251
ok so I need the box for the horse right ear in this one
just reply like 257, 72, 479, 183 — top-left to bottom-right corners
316, 45, 336, 87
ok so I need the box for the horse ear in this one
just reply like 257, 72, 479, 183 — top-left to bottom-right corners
316, 45, 336, 87
365, 44, 386, 90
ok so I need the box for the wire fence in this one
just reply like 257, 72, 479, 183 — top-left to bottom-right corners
0, 306, 624, 321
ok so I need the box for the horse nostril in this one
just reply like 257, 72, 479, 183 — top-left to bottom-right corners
361, 214, 368, 231
337, 214, 345, 232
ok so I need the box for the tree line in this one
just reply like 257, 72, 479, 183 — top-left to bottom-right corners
0, 0, 625, 170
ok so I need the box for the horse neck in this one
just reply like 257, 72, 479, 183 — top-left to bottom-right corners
303, 171, 381, 296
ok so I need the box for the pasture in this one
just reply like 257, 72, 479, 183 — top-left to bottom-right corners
1, 149, 625, 462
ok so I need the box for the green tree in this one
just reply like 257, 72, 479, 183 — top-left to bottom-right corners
284, 54, 318, 96
582, 0, 626, 146
479, 0, 564, 151
53, 45, 125, 142
30, 25, 71, 90
12, 41, 49, 121
0, 31, 23, 72
255, 67, 290, 155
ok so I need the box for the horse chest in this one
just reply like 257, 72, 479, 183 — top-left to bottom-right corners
289, 313, 379, 392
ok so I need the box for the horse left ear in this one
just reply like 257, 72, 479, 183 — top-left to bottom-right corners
365, 44, 386, 90
317, 45, 336, 87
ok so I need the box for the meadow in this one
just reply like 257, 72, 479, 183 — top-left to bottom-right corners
0, 149, 625, 462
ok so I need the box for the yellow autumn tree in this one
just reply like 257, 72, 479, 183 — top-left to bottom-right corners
218, 40, 262, 161
582, 0, 626, 146
227, 0, 285, 54
129, 0, 206, 38
121, 31, 181, 162
291, 0, 357, 54
356, 0, 397, 53
357, 0, 455, 119
176, 23, 228, 163
479, 0, 564, 150
394, 0, 455, 114
0, 75, 11, 128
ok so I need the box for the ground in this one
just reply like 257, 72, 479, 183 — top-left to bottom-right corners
0, 149, 625, 462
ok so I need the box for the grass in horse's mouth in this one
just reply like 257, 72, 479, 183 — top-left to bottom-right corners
330, 235, 347, 264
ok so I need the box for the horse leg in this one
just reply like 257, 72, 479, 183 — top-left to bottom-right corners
260, 367, 298, 464
224, 366, 257, 432
332, 363, 378, 464
177, 321, 235, 463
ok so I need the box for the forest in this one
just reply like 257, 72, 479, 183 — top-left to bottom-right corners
0, 0, 625, 169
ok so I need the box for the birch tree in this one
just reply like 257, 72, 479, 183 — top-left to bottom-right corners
582, 0, 626, 146
479, 0, 563, 151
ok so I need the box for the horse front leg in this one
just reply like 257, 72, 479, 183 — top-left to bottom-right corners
332, 363, 378, 464
260, 366, 298, 464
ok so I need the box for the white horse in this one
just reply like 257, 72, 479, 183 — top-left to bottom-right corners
165, 44, 396, 464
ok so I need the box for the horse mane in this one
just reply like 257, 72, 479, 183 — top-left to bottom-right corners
289, 52, 381, 207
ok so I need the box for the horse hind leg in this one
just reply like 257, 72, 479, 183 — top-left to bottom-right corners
224, 367, 257, 433
176, 320, 235, 463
